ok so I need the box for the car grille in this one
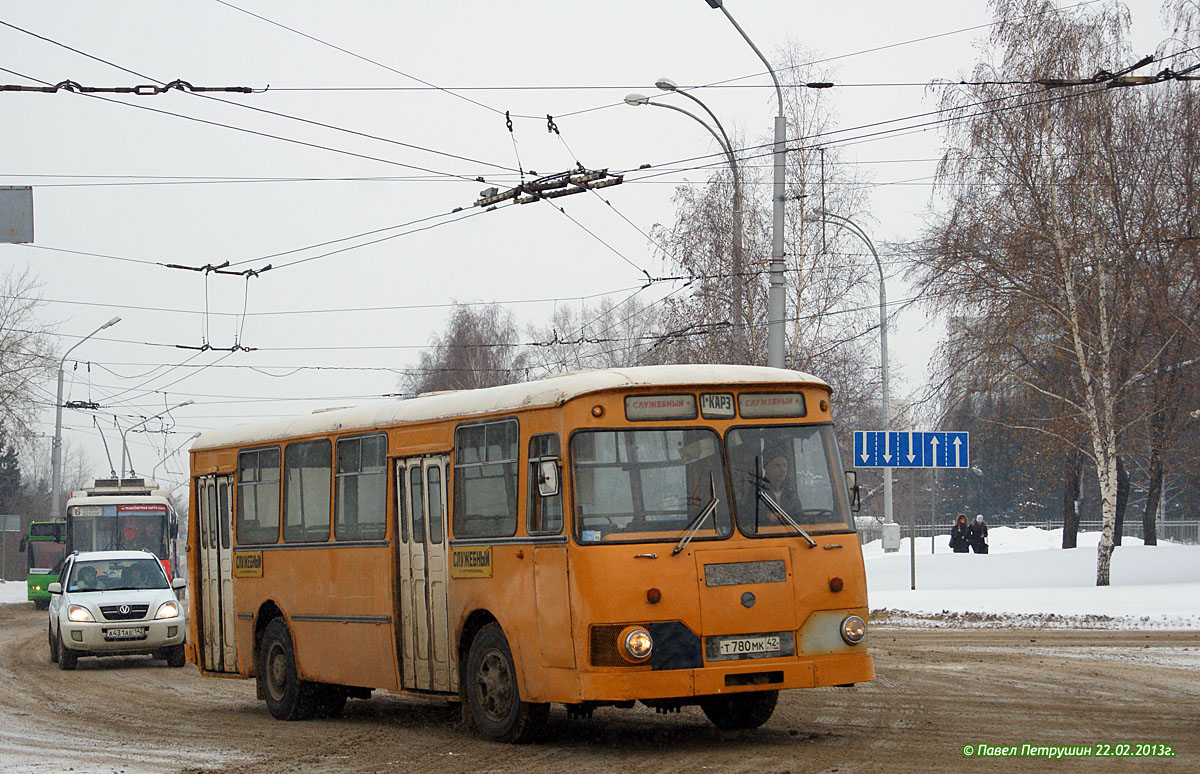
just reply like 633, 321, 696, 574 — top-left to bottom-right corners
99, 604, 149, 621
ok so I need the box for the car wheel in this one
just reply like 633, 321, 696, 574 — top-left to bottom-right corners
48, 624, 59, 664
699, 690, 778, 730
464, 622, 547, 743
166, 644, 186, 668
58, 631, 78, 671
259, 618, 316, 720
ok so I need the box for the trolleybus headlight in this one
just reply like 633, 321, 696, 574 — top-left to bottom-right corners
67, 605, 94, 623
154, 601, 180, 619
840, 615, 866, 645
619, 626, 653, 662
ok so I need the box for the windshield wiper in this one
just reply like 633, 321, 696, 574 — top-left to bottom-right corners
673, 473, 719, 556
757, 490, 818, 548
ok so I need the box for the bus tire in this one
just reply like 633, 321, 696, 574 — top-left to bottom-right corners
259, 618, 317, 720
58, 631, 78, 671
34, 599, 49, 611
165, 644, 186, 668
700, 690, 778, 730
464, 622, 547, 743
49, 625, 59, 663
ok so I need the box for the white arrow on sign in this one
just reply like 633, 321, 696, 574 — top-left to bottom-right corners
929, 435, 940, 465
859, 433, 869, 463
953, 435, 963, 467
907, 431, 918, 463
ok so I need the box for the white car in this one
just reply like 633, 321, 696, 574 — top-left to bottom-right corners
48, 550, 187, 670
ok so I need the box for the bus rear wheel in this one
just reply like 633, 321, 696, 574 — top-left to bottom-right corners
464, 623, 547, 743
700, 690, 778, 730
259, 618, 316, 720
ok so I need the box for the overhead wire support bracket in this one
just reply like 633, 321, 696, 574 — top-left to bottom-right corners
473, 167, 623, 208
0, 78, 261, 94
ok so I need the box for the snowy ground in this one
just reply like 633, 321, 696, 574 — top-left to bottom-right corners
867, 526, 1200, 629
4, 527, 1196, 629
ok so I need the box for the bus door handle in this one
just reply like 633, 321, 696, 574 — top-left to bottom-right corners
634, 553, 657, 559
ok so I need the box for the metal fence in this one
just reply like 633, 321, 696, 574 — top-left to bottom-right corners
856, 519, 1200, 546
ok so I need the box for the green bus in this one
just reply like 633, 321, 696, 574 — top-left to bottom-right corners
19, 521, 67, 609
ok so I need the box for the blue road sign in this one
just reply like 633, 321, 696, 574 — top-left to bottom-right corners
853, 431, 969, 469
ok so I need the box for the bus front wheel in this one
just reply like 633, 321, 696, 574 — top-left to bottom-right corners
700, 690, 778, 730
464, 623, 547, 743
259, 618, 316, 720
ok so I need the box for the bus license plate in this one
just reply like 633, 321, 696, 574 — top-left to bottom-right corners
719, 635, 781, 656
105, 627, 147, 641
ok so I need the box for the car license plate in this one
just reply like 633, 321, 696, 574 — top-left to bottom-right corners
719, 635, 781, 656
104, 627, 147, 641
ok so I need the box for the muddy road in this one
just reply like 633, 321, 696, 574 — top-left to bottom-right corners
1, 602, 1196, 773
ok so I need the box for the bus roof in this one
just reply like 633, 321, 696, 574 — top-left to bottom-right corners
193, 365, 827, 451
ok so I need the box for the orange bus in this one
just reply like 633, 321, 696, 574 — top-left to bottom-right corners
187, 365, 873, 741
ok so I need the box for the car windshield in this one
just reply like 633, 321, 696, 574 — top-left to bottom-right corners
726, 425, 854, 537
67, 558, 169, 592
571, 428, 734, 544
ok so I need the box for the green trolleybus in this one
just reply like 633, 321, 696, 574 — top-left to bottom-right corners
19, 521, 67, 609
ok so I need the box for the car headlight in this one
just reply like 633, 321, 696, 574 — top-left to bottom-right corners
618, 626, 653, 662
840, 615, 867, 645
154, 601, 180, 620
67, 605, 94, 623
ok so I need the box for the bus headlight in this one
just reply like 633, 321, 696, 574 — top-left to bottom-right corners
619, 626, 653, 662
154, 601, 180, 620
67, 605, 95, 623
840, 615, 866, 645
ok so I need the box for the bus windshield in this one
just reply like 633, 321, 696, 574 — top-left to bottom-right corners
71, 507, 168, 558
27, 540, 66, 572
727, 425, 853, 536
571, 428, 734, 544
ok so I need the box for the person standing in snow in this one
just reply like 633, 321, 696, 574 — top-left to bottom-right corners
949, 513, 971, 553
969, 514, 989, 554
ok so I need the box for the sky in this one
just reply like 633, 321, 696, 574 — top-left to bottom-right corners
0, 0, 1183, 498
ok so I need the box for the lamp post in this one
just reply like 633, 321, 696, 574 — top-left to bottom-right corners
703, 0, 786, 369
812, 209, 892, 529
120, 400, 194, 481
150, 432, 202, 483
51, 316, 120, 518
625, 82, 748, 360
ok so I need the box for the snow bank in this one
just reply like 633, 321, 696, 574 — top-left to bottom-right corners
866, 527, 1200, 628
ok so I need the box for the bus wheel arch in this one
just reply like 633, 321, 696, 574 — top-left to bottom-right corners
462, 619, 548, 743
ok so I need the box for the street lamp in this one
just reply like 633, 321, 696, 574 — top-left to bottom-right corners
150, 432, 202, 483
51, 316, 121, 518
625, 82, 748, 360
703, 0, 787, 369
811, 209, 892, 528
120, 400, 195, 481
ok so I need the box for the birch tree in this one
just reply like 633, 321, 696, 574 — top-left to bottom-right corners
912, 0, 1193, 584
0, 268, 55, 438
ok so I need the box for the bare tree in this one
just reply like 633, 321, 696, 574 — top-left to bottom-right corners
0, 268, 55, 438
912, 0, 1198, 584
527, 295, 664, 374
402, 303, 530, 396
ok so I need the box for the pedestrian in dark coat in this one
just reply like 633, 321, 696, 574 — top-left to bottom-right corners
949, 513, 971, 553
969, 514, 989, 554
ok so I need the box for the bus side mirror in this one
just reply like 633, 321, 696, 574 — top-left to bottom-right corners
17, 536, 26, 553
844, 470, 861, 512
47, 582, 62, 595
537, 460, 560, 498
169, 522, 179, 539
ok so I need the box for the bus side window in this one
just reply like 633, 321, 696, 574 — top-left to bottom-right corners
409, 466, 425, 544
528, 433, 562, 534
427, 466, 443, 544
394, 461, 408, 544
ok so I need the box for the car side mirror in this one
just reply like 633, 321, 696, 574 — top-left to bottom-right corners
537, 460, 560, 498
844, 470, 861, 512
171, 578, 187, 590
47, 582, 62, 595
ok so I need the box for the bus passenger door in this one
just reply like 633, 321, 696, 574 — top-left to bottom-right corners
197, 474, 237, 673
396, 455, 452, 692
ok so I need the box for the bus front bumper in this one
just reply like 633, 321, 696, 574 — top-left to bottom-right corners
575, 651, 875, 702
